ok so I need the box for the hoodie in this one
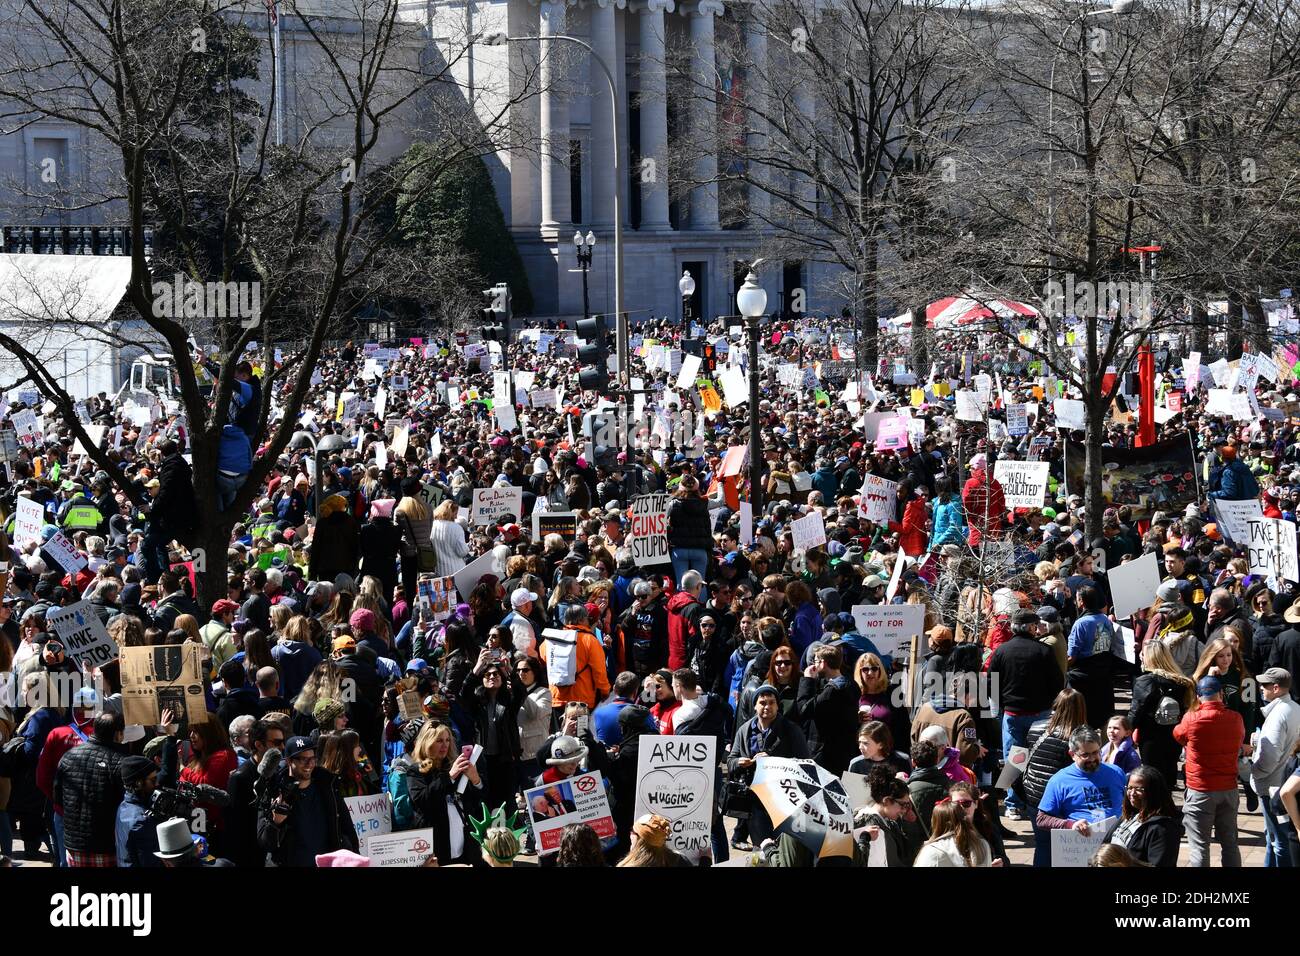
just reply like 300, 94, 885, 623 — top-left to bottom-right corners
271, 639, 323, 701
667, 589, 701, 671
817, 588, 842, 617
725, 639, 765, 712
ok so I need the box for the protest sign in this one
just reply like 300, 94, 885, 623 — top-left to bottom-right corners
417, 575, 458, 621
1107, 551, 1161, 619
470, 486, 523, 527
43, 530, 88, 574
12, 408, 41, 445
633, 735, 718, 862
629, 494, 670, 567
849, 603, 926, 659
955, 390, 988, 422
992, 460, 1050, 509
1051, 817, 1117, 867
1211, 498, 1263, 545
790, 511, 827, 551
121, 643, 208, 727
857, 474, 897, 524
676, 354, 702, 390
345, 793, 393, 842
389, 374, 409, 391
46, 601, 117, 669
362, 829, 435, 867
1053, 399, 1086, 430
874, 416, 909, 451
1064, 436, 1197, 521
1006, 403, 1028, 436
14, 496, 44, 547
1246, 518, 1299, 584
452, 551, 496, 607
390, 422, 409, 458
532, 510, 579, 549
523, 771, 616, 855
739, 501, 753, 546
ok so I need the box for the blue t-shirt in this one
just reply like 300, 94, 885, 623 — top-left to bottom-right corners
593, 697, 635, 745
1038, 762, 1125, 821
1067, 612, 1114, 659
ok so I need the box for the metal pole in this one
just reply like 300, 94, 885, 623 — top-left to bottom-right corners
273, 12, 285, 147
313, 445, 323, 521
748, 316, 763, 516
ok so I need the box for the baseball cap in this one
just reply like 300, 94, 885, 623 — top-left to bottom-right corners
331, 636, 357, 654
284, 736, 316, 760
1196, 676, 1223, 698
511, 587, 539, 609
211, 599, 240, 616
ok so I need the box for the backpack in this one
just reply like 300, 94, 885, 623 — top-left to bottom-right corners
1153, 696, 1181, 726
0, 713, 32, 778
544, 629, 580, 687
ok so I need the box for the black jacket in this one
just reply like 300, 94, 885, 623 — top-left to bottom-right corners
256, 766, 358, 866
727, 714, 810, 782
987, 635, 1065, 715
1270, 628, 1300, 703
1251, 615, 1287, 679
335, 654, 385, 766
151, 453, 197, 541
407, 766, 485, 865
153, 590, 205, 632
358, 518, 401, 597
1106, 814, 1182, 867
54, 738, 126, 853
225, 754, 266, 868
666, 495, 714, 550
458, 670, 526, 760
794, 675, 860, 775
308, 510, 361, 583
1021, 723, 1072, 808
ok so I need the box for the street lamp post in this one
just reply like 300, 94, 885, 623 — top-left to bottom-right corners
574, 230, 596, 321
737, 264, 768, 517
679, 270, 696, 338
291, 431, 350, 520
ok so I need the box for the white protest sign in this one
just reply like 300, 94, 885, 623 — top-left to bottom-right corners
43, 531, 88, 574
1051, 816, 1117, 867
523, 771, 616, 855
1246, 517, 1299, 584
629, 494, 671, 567
344, 793, 393, 842
1053, 399, 1087, 430
451, 550, 495, 606
849, 603, 926, 659
1006, 404, 1028, 436
46, 600, 117, 668
14, 496, 44, 547
495, 401, 518, 432
1106, 551, 1161, 619
719, 365, 748, 409
992, 460, 1050, 509
390, 422, 409, 458
470, 486, 523, 527
633, 735, 718, 862
790, 510, 827, 551
1211, 498, 1263, 545
857, 475, 897, 524
739, 501, 753, 546
362, 828, 435, 867
676, 354, 702, 390
955, 390, 988, 422
1117, 624, 1137, 664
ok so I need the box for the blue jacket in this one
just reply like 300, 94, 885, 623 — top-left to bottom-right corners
930, 498, 966, 547
218, 424, 252, 475
271, 640, 323, 701
812, 467, 841, 501
790, 601, 822, 658
1208, 459, 1259, 501
116, 792, 161, 867
21, 706, 66, 761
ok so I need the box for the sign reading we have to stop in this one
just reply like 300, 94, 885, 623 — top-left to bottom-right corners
46, 600, 117, 668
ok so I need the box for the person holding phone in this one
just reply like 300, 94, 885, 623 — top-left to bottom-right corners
459, 648, 526, 812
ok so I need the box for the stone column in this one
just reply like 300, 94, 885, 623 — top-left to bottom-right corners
744, 15, 769, 225
637, 0, 674, 231
539, 0, 572, 228
687, 0, 723, 230
589, 0, 622, 228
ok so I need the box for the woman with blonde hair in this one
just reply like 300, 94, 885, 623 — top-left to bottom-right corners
174, 613, 203, 646
1128, 640, 1194, 788
407, 722, 483, 866
428, 499, 469, 579
269, 603, 294, 640
914, 799, 993, 867
396, 478, 436, 607
855, 653, 910, 751
616, 814, 691, 867
107, 613, 146, 649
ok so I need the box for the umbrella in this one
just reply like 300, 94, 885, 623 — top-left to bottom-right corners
751, 757, 855, 860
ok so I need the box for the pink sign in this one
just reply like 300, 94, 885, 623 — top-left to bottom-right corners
874, 416, 909, 452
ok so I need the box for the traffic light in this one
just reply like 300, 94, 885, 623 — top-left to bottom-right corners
576, 315, 609, 392
482, 283, 511, 342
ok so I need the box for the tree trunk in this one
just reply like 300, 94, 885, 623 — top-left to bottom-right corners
860, 241, 879, 372
909, 299, 928, 377
1244, 291, 1270, 354
1190, 298, 1210, 354
1084, 396, 1107, 544
1225, 288, 1244, 360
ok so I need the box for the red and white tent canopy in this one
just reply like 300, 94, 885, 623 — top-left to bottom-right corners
893, 295, 1039, 329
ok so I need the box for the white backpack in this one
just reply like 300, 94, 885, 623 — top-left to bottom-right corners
543, 629, 580, 687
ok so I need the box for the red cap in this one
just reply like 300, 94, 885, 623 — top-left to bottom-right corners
211, 599, 240, 616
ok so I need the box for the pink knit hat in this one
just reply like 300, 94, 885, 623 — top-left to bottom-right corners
315, 850, 371, 867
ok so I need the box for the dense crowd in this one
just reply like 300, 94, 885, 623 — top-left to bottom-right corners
0, 315, 1298, 869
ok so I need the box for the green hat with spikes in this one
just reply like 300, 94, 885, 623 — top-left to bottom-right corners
468, 803, 530, 865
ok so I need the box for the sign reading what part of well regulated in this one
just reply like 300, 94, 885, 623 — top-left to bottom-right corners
633, 735, 718, 862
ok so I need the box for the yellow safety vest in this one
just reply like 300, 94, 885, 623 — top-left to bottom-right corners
62, 504, 101, 530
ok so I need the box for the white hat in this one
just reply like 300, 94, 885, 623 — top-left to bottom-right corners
153, 818, 197, 860
546, 734, 588, 766
511, 588, 538, 609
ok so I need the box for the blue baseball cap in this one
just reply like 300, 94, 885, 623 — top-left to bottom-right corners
405, 658, 429, 674
1196, 676, 1223, 698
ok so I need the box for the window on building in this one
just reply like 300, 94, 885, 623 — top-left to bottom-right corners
570, 139, 583, 223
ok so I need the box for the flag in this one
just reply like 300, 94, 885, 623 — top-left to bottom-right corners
265, 0, 278, 24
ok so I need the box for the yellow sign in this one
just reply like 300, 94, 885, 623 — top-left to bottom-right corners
932, 382, 951, 397
910, 388, 925, 407
699, 385, 722, 415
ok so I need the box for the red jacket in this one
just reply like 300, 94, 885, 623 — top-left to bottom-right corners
1172, 700, 1244, 793
666, 590, 700, 671
36, 718, 94, 804
889, 498, 929, 557
961, 470, 1006, 547
180, 747, 239, 832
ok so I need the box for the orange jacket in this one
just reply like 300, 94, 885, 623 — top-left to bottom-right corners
541, 624, 611, 710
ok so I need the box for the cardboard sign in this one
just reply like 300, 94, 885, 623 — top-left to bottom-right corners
362, 828, 435, 867
14, 496, 44, 547
992, 460, 1051, 509
1211, 498, 1263, 545
121, 644, 208, 727
523, 771, 616, 855
849, 603, 926, 659
857, 475, 897, 524
629, 494, 671, 568
955, 390, 988, 422
1107, 551, 1161, 619
1246, 517, 1299, 584
790, 511, 827, 551
532, 510, 579, 545
1051, 816, 1117, 867
470, 486, 523, 527
633, 735, 718, 862
344, 793, 393, 842
46, 600, 117, 669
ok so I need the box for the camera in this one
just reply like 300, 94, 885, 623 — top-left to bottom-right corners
148, 783, 199, 821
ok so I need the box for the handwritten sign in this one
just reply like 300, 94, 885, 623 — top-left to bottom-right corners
344, 793, 393, 841
857, 474, 897, 524
46, 600, 117, 668
14, 496, 44, 547
790, 511, 827, 551
849, 603, 926, 659
992, 460, 1050, 509
470, 486, 523, 527
629, 494, 670, 567
1246, 517, 1299, 584
1051, 816, 1117, 867
633, 736, 717, 862
43, 530, 88, 574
